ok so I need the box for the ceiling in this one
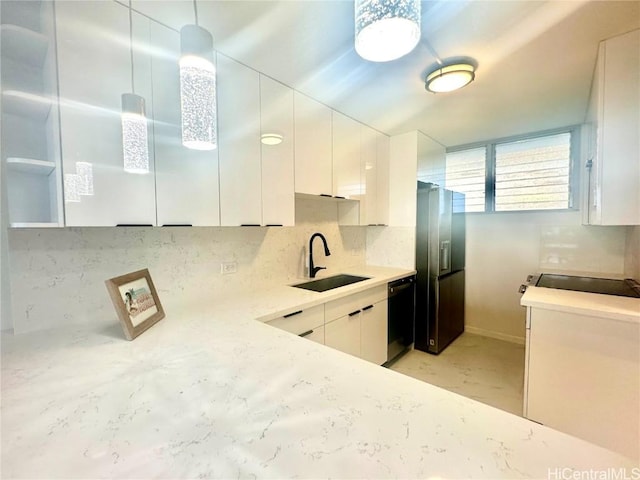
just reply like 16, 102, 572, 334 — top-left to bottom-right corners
133, 0, 640, 147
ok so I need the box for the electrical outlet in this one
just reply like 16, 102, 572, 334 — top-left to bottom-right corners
220, 262, 237, 275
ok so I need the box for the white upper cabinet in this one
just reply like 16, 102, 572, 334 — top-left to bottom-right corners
217, 54, 262, 226
337, 123, 390, 226
1, 1, 63, 227
56, 1, 156, 226
375, 132, 390, 226
260, 75, 295, 226
294, 92, 332, 196
332, 111, 362, 200
584, 29, 640, 226
152, 22, 220, 227
359, 125, 378, 226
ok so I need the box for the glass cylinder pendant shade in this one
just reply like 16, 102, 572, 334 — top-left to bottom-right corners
180, 25, 217, 151
355, 0, 421, 62
121, 93, 150, 174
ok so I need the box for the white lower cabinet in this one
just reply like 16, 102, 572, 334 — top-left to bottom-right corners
266, 285, 388, 364
360, 299, 388, 365
324, 285, 387, 363
267, 304, 325, 345
524, 307, 639, 459
325, 312, 362, 357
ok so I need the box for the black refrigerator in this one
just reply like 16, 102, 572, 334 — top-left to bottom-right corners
415, 182, 466, 355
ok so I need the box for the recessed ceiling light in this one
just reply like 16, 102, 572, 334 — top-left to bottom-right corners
355, 0, 421, 62
261, 133, 284, 146
425, 63, 476, 93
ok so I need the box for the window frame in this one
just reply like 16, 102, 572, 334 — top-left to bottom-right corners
446, 126, 581, 214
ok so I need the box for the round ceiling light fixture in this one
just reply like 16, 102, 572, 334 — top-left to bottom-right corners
425, 63, 476, 93
260, 133, 284, 146
355, 0, 421, 62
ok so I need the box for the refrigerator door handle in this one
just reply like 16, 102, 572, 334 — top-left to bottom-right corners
440, 240, 450, 271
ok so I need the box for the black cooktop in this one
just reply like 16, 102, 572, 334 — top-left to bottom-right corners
536, 274, 640, 298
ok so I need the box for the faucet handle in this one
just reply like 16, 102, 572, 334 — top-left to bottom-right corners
311, 266, 326, 278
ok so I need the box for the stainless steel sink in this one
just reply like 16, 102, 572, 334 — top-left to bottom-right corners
292, 274, 370, 292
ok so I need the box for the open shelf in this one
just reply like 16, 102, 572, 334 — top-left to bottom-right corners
0, 24, 49, 67
6, 157, 55, 175
10, 222, 59, 229
1, 90, 52, 120
0, 1, 43, 32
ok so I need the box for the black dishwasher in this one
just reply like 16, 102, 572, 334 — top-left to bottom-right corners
385, 276, 416, 366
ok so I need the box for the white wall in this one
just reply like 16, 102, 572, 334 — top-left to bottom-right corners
6, 199, 365, 334
465, 210, 628, 343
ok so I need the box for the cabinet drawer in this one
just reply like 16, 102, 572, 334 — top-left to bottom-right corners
325, 285, 387, 322
267, 304, 324, 335
303, 324, 324, 345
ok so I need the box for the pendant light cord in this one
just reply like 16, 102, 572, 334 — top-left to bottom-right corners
129, 5, 135, 93
424, 39, 443, 66
193, 0, 199, 25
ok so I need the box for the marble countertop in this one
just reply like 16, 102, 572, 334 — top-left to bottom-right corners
2, 265, 637, 478
521, 285, 640, 324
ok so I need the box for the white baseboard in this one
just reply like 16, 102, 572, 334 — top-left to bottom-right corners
465, 325, 525, 345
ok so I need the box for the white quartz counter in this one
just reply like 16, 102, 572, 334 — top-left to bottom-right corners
2, 266, 637, 478
521, 285, 640, 324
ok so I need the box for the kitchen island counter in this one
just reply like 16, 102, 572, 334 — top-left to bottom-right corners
2, 266, 636, 478
521, 285, 640, 324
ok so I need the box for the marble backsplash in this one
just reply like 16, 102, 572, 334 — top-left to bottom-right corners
625, 226, 640, 280
7, 199, 366, 333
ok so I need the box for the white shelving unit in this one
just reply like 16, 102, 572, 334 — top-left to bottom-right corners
1, 0, 63, 228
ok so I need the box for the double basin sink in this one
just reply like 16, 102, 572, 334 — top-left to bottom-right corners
292, 274, 370, 292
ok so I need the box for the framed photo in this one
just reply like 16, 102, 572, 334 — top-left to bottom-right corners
105, 268, 165, 340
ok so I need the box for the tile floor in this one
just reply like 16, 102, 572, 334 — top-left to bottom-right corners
389, 332, 525, 416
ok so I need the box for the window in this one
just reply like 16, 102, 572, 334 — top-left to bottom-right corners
445, 129, 576, 213
445, 147, 486, 212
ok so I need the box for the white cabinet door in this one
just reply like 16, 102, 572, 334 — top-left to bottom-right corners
57, 2, 156, 226
325, 313, 361, 358
260, 75, 294, 226
375, 131, 390, 226
217, 54, 261, 226
294, 92, 332, 196
332, 111, 361, 199
587, 29, 640, 226
360, 299, 387, 365
303, 325, 324, 345
152, 22, 219, 227
526, 308, 640, 459
360, 125, 378, 226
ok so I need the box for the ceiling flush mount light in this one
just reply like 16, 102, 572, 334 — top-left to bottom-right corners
122, 6, 150, 174
180, 1, 217, 151
355, 0, 421, 62
425, 63, 476, 93
260, 133, 283, 146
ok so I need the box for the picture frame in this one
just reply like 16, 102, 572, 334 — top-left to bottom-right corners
105, 268, 165, 340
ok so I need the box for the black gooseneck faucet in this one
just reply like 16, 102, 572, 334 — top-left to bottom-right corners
309, 232, 331, 278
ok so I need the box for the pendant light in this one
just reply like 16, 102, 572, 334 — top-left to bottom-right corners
121, 6, 150, 174
180, 0, 217, 150
355, 0, 421, 62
